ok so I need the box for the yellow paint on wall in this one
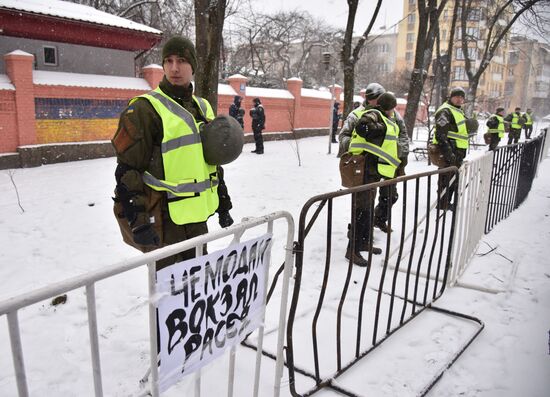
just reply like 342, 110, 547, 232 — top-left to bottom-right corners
36, 119, 119, 144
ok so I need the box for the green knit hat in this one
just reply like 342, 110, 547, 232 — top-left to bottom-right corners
162, 36, 197, 73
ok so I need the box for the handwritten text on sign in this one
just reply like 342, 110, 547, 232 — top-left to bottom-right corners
156, 234, 272, 391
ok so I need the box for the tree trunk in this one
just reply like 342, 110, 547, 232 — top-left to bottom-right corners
194, 0, 227, 113
403, 0, 447, 138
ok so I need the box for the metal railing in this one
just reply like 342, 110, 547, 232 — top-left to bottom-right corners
485, 131, 547, 233
0, 212, 295, 397
449, 152, 494, 286
284, 169, 484, 397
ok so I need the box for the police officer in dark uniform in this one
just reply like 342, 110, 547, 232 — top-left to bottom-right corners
250, 97, 265, 154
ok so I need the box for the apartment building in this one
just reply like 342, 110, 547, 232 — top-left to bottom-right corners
395, 0, 510, 112
506, 36, 550, 116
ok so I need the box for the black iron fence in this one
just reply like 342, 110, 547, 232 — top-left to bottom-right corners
284, 169, 483, 397
485, 130, 547, 233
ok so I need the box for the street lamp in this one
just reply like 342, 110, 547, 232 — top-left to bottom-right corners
322, 52, 337, 154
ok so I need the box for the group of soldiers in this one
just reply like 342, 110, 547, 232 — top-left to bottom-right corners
336, 84, 538, 266
485, 106, 534, 151
110, 34, 538, 271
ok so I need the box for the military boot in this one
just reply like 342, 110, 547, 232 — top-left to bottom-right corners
345, 245, 369, 267
374, 219, 393, 233
357, 241, 382, 255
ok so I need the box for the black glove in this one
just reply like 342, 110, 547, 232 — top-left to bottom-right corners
132, 224, 160, 246
399, 156, 408, 169
355, 118, 368, 137
218, 211, 234, 228
445, 152, 457, 166
396, 156, 408, 176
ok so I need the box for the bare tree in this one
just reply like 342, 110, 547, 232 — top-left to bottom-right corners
403, 0, 448, 138
436, 0, 460, 105
194, 0, 229, 112
340, 0, 383, 117
458, 0, 545, 115
226, 10, 339, 88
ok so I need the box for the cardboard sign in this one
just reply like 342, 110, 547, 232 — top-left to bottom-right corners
156, 234, 272, 391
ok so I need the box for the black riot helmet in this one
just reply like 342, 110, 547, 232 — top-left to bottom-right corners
200, 115, 244, 165
377, 92, 397, 111
365, 82, 386, 100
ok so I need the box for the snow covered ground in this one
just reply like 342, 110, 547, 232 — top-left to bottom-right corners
0, 123, 549, 396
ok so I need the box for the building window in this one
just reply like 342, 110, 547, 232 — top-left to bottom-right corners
377, 63, 389, 73
407, 33, 415, 43
456, 47, 477, 60
453, 66, 467, 81
467, 9, 481, 21
466, 27, 479, 40
406, 52, 413, 61
43, 46, 58, 66
408, 14, 415, 24
441, 30, 447, 40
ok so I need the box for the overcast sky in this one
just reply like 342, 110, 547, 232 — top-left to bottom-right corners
253, 0, 404, 34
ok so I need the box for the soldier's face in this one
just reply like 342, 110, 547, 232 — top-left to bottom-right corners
163, 55, 193, 86
450, 95, 464, 107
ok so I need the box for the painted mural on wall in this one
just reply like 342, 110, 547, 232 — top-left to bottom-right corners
35, 98, 127, 143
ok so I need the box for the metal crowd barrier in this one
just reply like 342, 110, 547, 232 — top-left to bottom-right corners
449, 152, 494, 286
284, 170, 484, 397
0, 212, 295, 397
485, 131, 547, 233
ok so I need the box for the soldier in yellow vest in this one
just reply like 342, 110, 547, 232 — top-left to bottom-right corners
111, 36, 234, 271
485, 107, 506, 151
432, 87, 469, 210
523, 108, 534, 139
345, 92, 401, 266
504, 107, 525, 145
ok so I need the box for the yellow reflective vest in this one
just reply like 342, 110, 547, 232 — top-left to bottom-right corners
130, 87, 219, 225
432, 102, 469, 149
511, 113, 522, 129
523, 112, 533, 126
488, 114, 505, 138
348, 109, 401, 178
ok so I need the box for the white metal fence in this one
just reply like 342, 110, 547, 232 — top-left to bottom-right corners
0, 212, 295, 397
449, 152, 494, 286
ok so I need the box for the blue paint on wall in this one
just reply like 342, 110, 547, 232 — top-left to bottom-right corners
35, 98, 127, 119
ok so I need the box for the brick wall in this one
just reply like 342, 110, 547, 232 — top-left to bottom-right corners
0, 90, 17, 152
0, 53, 427, 168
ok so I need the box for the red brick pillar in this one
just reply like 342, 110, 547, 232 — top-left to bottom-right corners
227, 74, 248, 99
286, 77, 302, 129
5, 50, 36, 147
142, 64, 164, 89
332, 84, 343, 106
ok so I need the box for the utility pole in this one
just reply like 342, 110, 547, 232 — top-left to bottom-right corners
322, 52, 336, 155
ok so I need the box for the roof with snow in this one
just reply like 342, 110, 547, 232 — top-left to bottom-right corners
0, 74, 15, 90
0, 0, 162, 51
246, 87, 294, 99
33, 70, 151, 90
0, 0, 161, 34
